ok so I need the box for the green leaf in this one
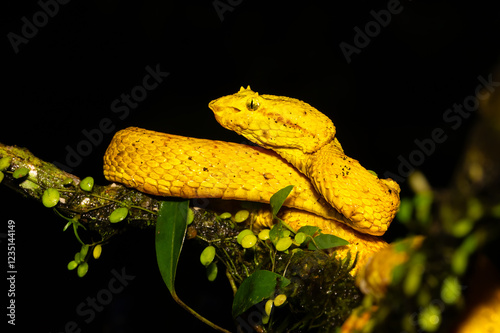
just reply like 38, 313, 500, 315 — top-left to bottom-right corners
451, 218, 474, 238
414, 191, 433, 225
403, 253, 426, 296
109, 207, 129, 223
42, 188, 60, 208
234, 210, 250, 223
67, 260, 78, 270
397, 197, 413, 224
241, 234, 258, 248
200, 246, 216, 267
155, 200, 190, 294
269, 221, 285, 245
294, 232, 307, 244
275, 237, 293, 251
219, 212, 232, 219
0, 157, 11, 171
296, 225, 320, 236
77, 262, 89, 278
63, 221, 72, 232
237, 229, 254, 244
308, 233, 349, 250
13, 167, 29, 179
232, 270, 290, 318
270, 185, 294, 217
206, 262, 218, 282
155, 202, 231, 332
80, 176, 95, 192
186, 208, 194, 225
93, 245, 103, 259
80, 244, 89, 257
258, 229, 270, 240
440, 275, 461, 304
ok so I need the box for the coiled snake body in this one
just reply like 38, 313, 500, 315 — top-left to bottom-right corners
104, 87, 401, 273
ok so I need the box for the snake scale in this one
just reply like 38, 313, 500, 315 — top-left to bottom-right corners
103, 86, 401, 273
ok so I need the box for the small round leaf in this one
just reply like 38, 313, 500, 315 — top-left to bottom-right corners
276, 237, 293, 251
237, 229, 254, 245
294, 232, 307, 244
451, 218, 474, 238
265, 299, 273, 316
441, 276, 461, 304
200, 246, 216, 267
74, 252, 82, 264
234, 210, 249, 223
206, 262, 218, 282
241, 234, 257, 248
67, 261, 78, 270
109, 207, 128, 223
42, 188, 60, 208
258, 229, 270, 241
418, 304, 441, 332
451, 249, 468, 275
273, 294, 287, 307
77, 262, 89, 278
219, 212, 231, 219
93, 245, 103, 259
13, 167, 29, 179
80, 176, 94, 192
0, 157, 11, 171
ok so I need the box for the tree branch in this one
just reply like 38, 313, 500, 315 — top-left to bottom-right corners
0, 142, 361, 331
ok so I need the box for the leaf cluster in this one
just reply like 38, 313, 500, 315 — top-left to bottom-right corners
154, 185, 358, 332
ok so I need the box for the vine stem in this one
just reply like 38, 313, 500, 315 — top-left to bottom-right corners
225, 270, 238, 296
89, 192, 157, 215
170, 290, 232, 333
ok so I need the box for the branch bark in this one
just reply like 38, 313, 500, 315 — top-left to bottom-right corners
0, 142, 361, 331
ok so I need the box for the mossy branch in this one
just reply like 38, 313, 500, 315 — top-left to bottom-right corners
0, 142, 361, 331
0, 143, 159, 241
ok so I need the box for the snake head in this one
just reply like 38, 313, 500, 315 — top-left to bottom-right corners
209, 86, 336, 153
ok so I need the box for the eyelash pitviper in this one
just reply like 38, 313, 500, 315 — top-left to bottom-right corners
103, 86, 400, 274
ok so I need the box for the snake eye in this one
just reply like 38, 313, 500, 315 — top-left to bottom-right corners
246, 97, 260, 111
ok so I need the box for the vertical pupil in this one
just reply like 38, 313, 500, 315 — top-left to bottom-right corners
248, 98, 259, 110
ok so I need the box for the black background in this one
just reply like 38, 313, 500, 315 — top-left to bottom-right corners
2, 1, 500, 332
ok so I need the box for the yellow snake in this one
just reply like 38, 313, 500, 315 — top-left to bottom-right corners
103, 86, 401, 273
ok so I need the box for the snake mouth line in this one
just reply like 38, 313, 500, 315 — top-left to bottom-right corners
209, 100, 240, 113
